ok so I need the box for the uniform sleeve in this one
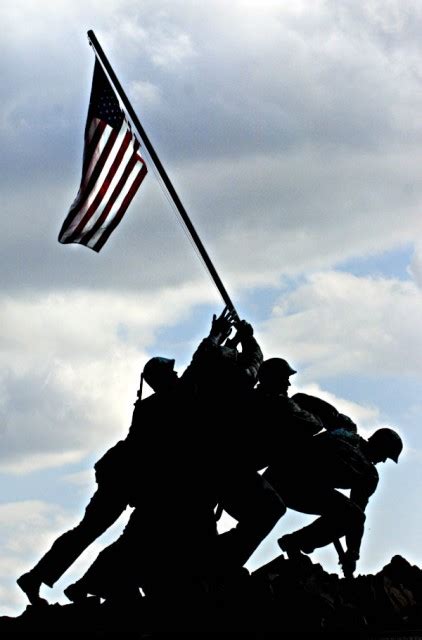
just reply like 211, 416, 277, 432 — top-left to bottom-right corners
127, 394, 156, 439
346, 468, 379, 559
236, 335, 263, 385
350, 469, 379, 512
94, 440, 128, 485
179, 337, 216, 388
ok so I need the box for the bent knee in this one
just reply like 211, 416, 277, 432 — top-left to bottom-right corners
346, 502, 366, 527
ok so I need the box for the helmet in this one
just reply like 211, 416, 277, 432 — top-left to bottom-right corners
368, 428, 403, 463
258, 358, 297, 381
143, 357, 175, 388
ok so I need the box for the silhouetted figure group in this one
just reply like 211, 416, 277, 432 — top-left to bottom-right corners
17, 309, 403, 607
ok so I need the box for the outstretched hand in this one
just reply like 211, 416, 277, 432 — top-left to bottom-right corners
210, 306, 236, 342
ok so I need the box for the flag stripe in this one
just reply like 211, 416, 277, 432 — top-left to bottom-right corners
70, 128, 143, 243
83, 174, 141, 250
81, 155, 144, 248
70, 126, 119, 220
92, 163, 148, 251
81, 119, 107, 179
58, 123, 120, 243
79, 147, 141, 246
66, 124, 132, 242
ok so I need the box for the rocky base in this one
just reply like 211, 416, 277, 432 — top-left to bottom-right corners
2, 554, 422, 636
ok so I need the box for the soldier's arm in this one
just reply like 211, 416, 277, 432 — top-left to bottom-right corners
181, 309, 234, 385
234, 320, 263, 384
343, 508, 365, 569
127, 393, 160, 441
345, 471, 379, 564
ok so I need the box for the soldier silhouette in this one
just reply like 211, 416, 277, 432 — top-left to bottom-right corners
265, 426, 403, 577
209, 357, 324, 573
16, 309, 236, 605
18, 309, 284, 604
16, 354, 182, 606
238, 357, 325, 472
63, 310, 287, 602
252, 356, 403, 577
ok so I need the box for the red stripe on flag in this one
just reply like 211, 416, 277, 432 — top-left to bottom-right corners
66, 129, 132, 243
68, 125, 119, 220
92, 163, 148, 252
81, 120, 107, 178
80, 149, 141, 245
59, 123, 120, 243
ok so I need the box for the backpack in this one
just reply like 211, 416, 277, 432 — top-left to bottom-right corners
292, 393, 357, 432
312, 429, 378, 490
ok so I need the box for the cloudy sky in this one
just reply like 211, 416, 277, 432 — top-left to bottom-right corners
1, 0, 422, 616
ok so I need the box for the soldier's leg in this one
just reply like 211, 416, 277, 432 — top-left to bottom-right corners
65, 490, 219, 602
65, 524, 141, 603
17, 484, 127, 604
216, 470, 286, 569
278, 488, 365, 556
65, 507, 162, 602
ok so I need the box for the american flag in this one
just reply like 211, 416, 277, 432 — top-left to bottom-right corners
58, 60, 147, 252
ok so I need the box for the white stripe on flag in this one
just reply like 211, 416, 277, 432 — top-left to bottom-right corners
73, 121, 133, 237
86, 164, 145, 248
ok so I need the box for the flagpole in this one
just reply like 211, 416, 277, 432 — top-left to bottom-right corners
87, 29, 239, 321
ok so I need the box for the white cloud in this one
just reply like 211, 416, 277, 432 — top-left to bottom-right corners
0, 285, 217, 473
260, 271, 422, 379
149, 31, 195, 68
0, 452, 84, 476
408, 244, 422, 289
176, 148, 422, 290
0, 501, 70, 560
61, 469, 96, 488
84, 3, 198, 74
130, 80, 161, 106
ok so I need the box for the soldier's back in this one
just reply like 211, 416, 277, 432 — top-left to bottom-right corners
310, 429, 378, 489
